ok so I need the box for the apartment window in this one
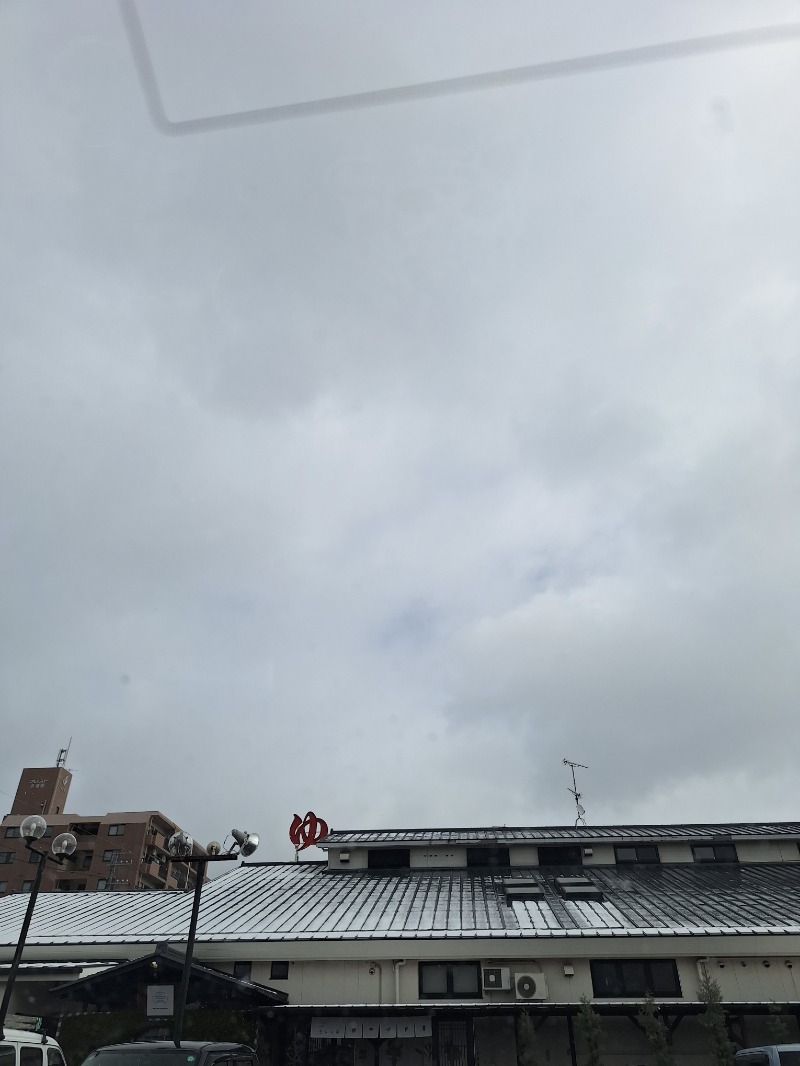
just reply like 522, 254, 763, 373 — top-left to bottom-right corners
103, 850, 120, 863
108, 824, 126, 836
21, 880, 34, 892
0, 881, 7, 892
270, 961, 289, 980
79, 852, 92, 869
615, 845, 661, 864
692, 843, 738, 863
4, 827, 20, 838
419, 962, 481, 999
367, 848, 410, 869
466, 846, 510, 868
0, 853, 14, 865
96, 879, 108, 891
233, 962, 252, 981
56, 879, 73, 891
537, 845, 583, 866
28, 850, 41, 863
591, 959, 681, 998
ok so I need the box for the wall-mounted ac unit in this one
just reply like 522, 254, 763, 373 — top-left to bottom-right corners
514, 972, 548, 1000
482, 966, 511, 991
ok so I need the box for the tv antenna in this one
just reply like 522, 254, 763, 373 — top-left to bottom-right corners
563, 758, 588, 825
56, 738, 72, 769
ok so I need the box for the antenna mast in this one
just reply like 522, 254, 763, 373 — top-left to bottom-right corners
56, 738, 72, 768
563, 758, 588, 826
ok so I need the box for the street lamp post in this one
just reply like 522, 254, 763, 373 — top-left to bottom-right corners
167, 828, 259, 1048
0, 816, 77, 1040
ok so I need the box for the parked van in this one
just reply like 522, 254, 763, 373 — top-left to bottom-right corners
736, 1046, 800, 1066
0, 1029, 67, 1066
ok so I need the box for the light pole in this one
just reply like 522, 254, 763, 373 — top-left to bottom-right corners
0, 815, 77, 1039
167, 828, 259, 1047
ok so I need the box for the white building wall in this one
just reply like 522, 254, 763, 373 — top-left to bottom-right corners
410, 847, 466, 868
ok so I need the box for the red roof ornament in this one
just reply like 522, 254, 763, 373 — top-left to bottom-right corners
290, 811, 329, 852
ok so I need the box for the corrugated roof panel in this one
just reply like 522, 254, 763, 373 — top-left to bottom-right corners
320, 823, 800, 847
2, 860, 800, 946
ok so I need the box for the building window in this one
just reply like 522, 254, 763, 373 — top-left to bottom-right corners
466, 846, 510, 868
76, 883, 87, 891
108, 824, 126, 836
367, 848, 410, 869
102, 850, 120, 863
419, 962, 481, 999
4, 827, 20, 838
21, 880, 34, 892
615, 845, 660, 864
537, 845, 583, 866
0, 881, 7, 892
233, 962, 252, 981
591, 960, 681, 998
96, 879, 108, 891
270, 962, 289, 980
692, 843, 738, 863
0, 853, 14, 865
28, 850, 41, 863
79, 853, 92, 869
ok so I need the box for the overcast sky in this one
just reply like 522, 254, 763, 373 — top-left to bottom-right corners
1, 2, 799, 863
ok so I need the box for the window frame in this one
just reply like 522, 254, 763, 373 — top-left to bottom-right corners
108, 824, 126, 837
0, 852, 14, 865
418, 961, 482, 1000
537, 845, 583, 867
614, 844, 661, 864
590, 959, 682, 998
691, 842, 738, 863
466, 846, 511, 868
270, 961, 289, 980
367, 847, 411, 869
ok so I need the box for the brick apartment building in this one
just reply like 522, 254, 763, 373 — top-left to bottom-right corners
0, 760, 200, 895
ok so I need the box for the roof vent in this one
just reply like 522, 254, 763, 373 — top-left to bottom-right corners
555, 875, 603, 901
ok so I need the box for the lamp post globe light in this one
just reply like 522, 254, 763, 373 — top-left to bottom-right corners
0, 817, 77, 1039
168, 826, 258, 1048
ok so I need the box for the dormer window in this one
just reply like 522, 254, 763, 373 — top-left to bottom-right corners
537, 845, 583, 866
615, 845, 660, 864
692, 842, 738, 863
466, 846, 510, 868
367, 847, 410, 869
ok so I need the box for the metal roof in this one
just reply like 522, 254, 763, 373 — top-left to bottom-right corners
1, 861, 800, 946
319, 823, 800, 847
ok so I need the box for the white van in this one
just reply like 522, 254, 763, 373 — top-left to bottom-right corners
0, 1029, 67, 1066
735, 1046, 800, 1066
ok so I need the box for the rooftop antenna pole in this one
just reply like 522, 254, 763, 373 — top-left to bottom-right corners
56, 738, 72, 768
563, 758, 588, 826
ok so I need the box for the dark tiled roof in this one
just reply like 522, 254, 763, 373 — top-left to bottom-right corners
4, 861, 799, 945
320, 824, 800, 846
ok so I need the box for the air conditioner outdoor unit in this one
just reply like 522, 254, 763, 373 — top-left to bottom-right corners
514, 972, 549, 1000
482, 966, 511, 991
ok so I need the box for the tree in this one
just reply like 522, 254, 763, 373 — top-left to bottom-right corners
766, 1003, 792, 1046
516, 1010, 539, 1066
698, 972, 735, 1066
638, 993, 674, 1066
575, 995, 603, 1066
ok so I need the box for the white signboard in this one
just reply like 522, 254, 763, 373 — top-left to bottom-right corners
310, 1017, 432, 1041
146, 985, 174, 1017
